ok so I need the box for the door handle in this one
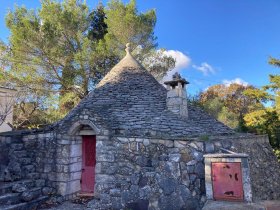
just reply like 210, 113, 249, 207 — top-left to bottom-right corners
82, 168, 85, 172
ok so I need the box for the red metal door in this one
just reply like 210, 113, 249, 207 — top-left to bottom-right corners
211, 162, 244, 201
81, 135, 96, 193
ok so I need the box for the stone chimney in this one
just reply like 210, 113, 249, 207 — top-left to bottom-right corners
164, 73, 189, 118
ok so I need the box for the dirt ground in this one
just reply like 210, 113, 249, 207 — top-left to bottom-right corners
202, 200, 280, 210
40, 201, 86, 210
40, 199, 280, 210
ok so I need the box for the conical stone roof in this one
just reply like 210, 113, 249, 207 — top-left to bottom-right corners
59, 44, 233, 138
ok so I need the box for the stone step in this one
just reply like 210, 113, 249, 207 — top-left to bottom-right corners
0, 193, 20, 205
0, 180, 35, 196
20, 187, 42, 202
0, 195, 49, 210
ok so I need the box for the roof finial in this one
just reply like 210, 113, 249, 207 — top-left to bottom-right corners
125, 43, 131, 55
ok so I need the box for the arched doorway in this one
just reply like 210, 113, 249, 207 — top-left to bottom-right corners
68, 120, 100, 194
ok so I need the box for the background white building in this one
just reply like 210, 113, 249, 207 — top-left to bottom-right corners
0, 86, 17, 132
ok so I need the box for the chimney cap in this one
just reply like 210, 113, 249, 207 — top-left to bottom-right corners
164, 73, 189, 87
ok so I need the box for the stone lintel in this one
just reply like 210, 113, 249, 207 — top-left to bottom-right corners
203, 153, 249, 158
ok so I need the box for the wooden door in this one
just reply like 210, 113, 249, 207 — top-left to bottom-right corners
81, 135, 96, 193
212, 162, 244, 201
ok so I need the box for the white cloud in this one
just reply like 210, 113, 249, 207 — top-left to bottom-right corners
192, 62, 216, 76
222, 78, 249, 87
162, 50, 191, 81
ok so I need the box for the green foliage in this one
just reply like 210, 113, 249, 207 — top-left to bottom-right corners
1, 0, 175, 129
88, 3, 107, 42
242, 56, 280, 155
245, 109, 280, 147
274, 149, 280, 162
198, 83, 262, 131
105, 0, 157, 55
269, 56, 280, 68
199, 134, 209, 141
218, 106, 239, 129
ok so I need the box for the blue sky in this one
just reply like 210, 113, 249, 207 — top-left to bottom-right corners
1, 0, 280, 95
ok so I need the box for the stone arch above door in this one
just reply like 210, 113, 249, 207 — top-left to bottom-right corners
68, 119, 100, 136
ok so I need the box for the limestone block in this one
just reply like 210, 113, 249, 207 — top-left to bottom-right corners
188, 142, 199, 150
70, 144, 82, 158
61, 145, 70, 157
95, 163, 101, 174
205, 142, 215, 153
109, 188, 121, 197
139, 186, 152, 199
57, 139, 71, 145
96, 153, 115, 162
117, 137, 129, 143
70, 156, 82, 163
181, 170, 190, 186
52, 173, 70, 182
43, 164, 52, 173
135, 138, 143, 142
96, 136, 109, 141
56, 158, 70, 164
174, 141, 187, 148
95, 174, 115, 183
143, 139, 150, 146
180, 106, 188, 117
164, 140, 174, 147
180, 152, 193, 162
38, 133, 45, 138
96, 140, 104, 149
192, 151, 203, 161
103, 130, 109, 136
150, 139, 159, 144
69, 162, 82, 172
158, 178, 177, 195
68, 180, 81, 194
45, 132, 53, 138
169, 154, 181, 162
167, 91, 180, 98
70, 171, 82, 181
167, 97, 183, 105
57, 182, 67, 196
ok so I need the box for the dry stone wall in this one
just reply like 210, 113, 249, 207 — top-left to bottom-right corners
0, 132, 56, 188
1, 129, 280, 210
20, 132, 85, 199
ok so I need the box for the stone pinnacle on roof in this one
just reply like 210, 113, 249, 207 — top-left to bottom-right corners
96, 43, 145, 88
125, 43, 132, 55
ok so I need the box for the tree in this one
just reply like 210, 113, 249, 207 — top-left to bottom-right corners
1, 0, 175, 128
199, 83, 263, 130
241, 56, 280, 160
